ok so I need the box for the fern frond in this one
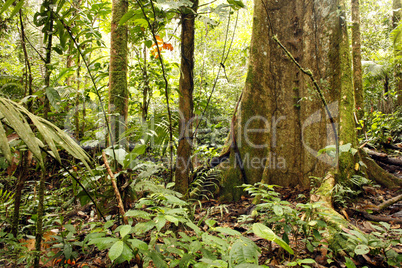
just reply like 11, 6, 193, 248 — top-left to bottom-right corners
0, 188, 14, 204
189, 167, 221, 200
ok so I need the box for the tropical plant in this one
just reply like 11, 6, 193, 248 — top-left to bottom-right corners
0, 97, 91, 169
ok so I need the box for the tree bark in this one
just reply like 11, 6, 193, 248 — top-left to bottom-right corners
102, 152, 128, 224
43, 7, 53, 120
34, 172, 46, 268
351, 0, 363, 116
109, 0, 128, 147
142, 44, 150, 123
12, 9, 33, 238
359, 149, 402, 188
220, 0, 343, 200
175, 0, 198, 196
393, 0, 402, 108
337, 0, 358, 181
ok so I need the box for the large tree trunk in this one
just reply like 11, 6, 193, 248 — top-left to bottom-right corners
175, 0, 198, 195
351, 0, 363, 115
109, 0, 128, 147
220, 0, 343, 200
393, 0, 402, 108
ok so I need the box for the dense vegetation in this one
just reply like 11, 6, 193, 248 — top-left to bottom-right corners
0, 0, 401, 267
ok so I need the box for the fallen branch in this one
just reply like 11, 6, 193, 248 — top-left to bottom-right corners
374, 193, 402, 212
359, 149, 402, 188
102, 152, 128, 224
364, 148, 402, 167
351, 209, 402, 224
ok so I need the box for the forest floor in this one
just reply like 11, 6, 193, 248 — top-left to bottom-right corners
45, 180, 401, 267
4, 150, 402, 268
196, 185, 402, 267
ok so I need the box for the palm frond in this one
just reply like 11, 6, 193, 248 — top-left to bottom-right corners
0, 97, 91, 171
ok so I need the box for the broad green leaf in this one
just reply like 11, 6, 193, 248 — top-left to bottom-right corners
120, 243, 134, 262
227, 0, 245, 9
64, 243, 72, 260
345, 257, 357, 268
64, 224, 75, 233
205, 219, 217, 228
155, 215, 167, 231
148, 250, 168, 268
119, 10, 135, 25
145, 40, 153, 48
164, 215, 179, 225
189, 240, 201, 253
299, 258, 316, 264
109, 241, 124, 262
46, 87, 61, 111
87, 237, 118, 250
198, 257, 227, 266
252, 223, 276, 241
317, 145, 335, 156
229, 237, 259, 265
134, 18, 148, 28
119, 225, 132, 238
105, 148, 127, 166
133, 221, 155, 234
36, 117, 91, 170
252, 223, 294, 254
178, 253, 194, 268
128, 238, 148, 251
348, 230, 368, 244
202, 233, 229, 250
339, 143, 352, 153
273, 205, 284, 216
186, 221, 202, 236
164, 194, 187, 206
125, 210, 151, 219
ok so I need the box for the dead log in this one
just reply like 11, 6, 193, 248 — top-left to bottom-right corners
351, 209, 402, 224
364, 148, 402, 167
359, 149, 402, 188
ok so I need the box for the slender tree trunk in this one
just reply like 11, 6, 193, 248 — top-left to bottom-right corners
338, 0, 358, 181
109, 0, 128, 147
175, 0, 198, 196
12, 10, 32, 238
351, 0, 363, 116
34, 172, 45, 268
19, 10, 33, 112
74, 53, 81, 139
43, 10, 53, 120
34, 4, 53, 265
393, 0, 402, 108
142, 44, 150, 123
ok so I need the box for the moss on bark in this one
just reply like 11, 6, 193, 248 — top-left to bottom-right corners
109, 0, 128, 146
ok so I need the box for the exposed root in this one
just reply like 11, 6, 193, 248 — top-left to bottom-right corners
359, 149, 402, 188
